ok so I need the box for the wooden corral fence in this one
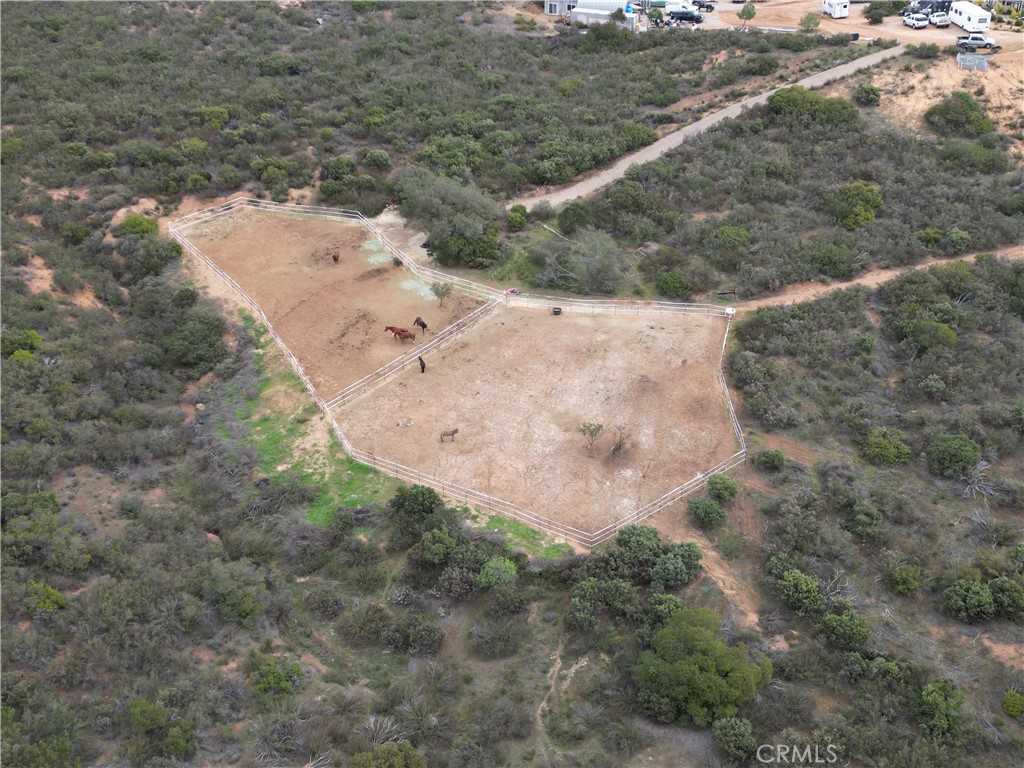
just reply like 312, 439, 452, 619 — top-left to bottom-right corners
169, 199, 747, 549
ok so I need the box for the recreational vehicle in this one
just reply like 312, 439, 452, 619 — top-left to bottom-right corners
822, 0, 850, 19
949, 1, 991, 32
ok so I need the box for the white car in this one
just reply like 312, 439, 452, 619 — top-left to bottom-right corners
929, 12, 950, 27
903, 13, 930, 28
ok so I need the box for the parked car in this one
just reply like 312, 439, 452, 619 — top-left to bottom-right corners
903, 13, 930, 28
694, 1, 715, 11
669, 8, 705, 22
929, 11, 950, 26
956, 32, 996, 49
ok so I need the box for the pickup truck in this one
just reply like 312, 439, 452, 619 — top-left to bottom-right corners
957, 33, 996, 49
694, 1, 715, 11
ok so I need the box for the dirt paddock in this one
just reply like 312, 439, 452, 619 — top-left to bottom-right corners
180, 208, 740, 535
335, 308, 738, 532
182, 210, 484, 397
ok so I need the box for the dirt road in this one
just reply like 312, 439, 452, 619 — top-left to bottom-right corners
733, 247, 1024, 313
507, 45, 905, 211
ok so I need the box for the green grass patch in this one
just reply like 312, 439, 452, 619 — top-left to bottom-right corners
484, 515, 573, 559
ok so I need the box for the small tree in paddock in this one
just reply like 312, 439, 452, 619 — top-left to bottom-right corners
579, 422, 604, 453
430, 281, 454, 307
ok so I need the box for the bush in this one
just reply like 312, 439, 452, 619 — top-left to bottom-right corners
476, 556, 517, 588
924, 92, 995, 137
859, 427, 912, 466
688, 497, 726, 529
650, 542, 702, 591
755, 449, 786, 472
654, 268, 691, 299
712, 717, 757, 761
925, 434, 981, 478
884, 563, 923, 596
914, 679, 965, 743
506, 204, 527, 232
706, 474, 740, 503
818, 608, 871, 650
1003, 690, 1024, 719
989, 575, 1024, 622
853, 84, 881, 107
119, 213, 158, 236
825, 181, 884, 230
777, 569, 826, 616
942, 579, 995, 623
633, 607, 772, 726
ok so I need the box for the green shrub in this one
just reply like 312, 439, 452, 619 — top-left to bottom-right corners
706, 474, 740, 503
1003, 690, 1024, 719
1, 328, 42, 358
818, 608, 871, 650
506, 204, 527, 232
712, 716, 757, 760
914, 679, 965, 743
990, 575, 1024, 622
859, 427, 911, 466
777, 569, 826, 616
476, 556, 517, 588
633, 607, 772, 726
688, 497, 726, 530
853, 84, 881, 106
884, 563, 923, 596
825, 181, 884, 230
755, 449, 786, 472
925, 92, 995, 137
942, 579, 995, 623
654, 268, 691, 299
350, 741, 427, 768
925, 434, 981, 478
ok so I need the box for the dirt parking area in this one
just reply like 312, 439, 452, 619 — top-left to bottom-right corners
334, 308, 739, 533
181, 210, 484, 398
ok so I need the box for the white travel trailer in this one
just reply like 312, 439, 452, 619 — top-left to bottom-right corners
822, 0, 850, 19
949, 1, 991, 32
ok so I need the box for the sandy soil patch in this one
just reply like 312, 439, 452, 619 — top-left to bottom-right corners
110, 197, 160, 227
334, 308, 738, 533
180, 209, 485, 398
23, 255, 54, 294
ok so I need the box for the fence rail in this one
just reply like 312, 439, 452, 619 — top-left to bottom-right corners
174, 198, 734, 316
169, 199, 748, 549
323, 300, 501, 409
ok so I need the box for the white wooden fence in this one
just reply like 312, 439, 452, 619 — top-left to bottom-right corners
169, 199, 748, 549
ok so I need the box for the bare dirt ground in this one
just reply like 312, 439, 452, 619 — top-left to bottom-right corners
334, 308, 738, 533
181, 209, 484, 398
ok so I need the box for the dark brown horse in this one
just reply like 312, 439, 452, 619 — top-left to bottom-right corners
331, 251, 340, 265
385, 326, 416, 343
413, 317, 428, 336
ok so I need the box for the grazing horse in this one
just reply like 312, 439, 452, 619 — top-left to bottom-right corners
413, 317, 428, 336
331, 251, 340, 265
385, 326, 416, 343
440, 428, 459, 442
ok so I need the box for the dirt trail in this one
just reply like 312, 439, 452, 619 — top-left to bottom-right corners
508, 45, 905, 211
733, 246, 1024, 313
535, 632, 566, 759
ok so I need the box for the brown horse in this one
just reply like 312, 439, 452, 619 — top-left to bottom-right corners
385, 326, 416, 343
331, 251, 340, 265
413, 317, 428, 336
440, 428, 458, 442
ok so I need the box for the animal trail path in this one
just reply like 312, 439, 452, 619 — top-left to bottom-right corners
508, 46, 905, 211
733, 247, 1024, 313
